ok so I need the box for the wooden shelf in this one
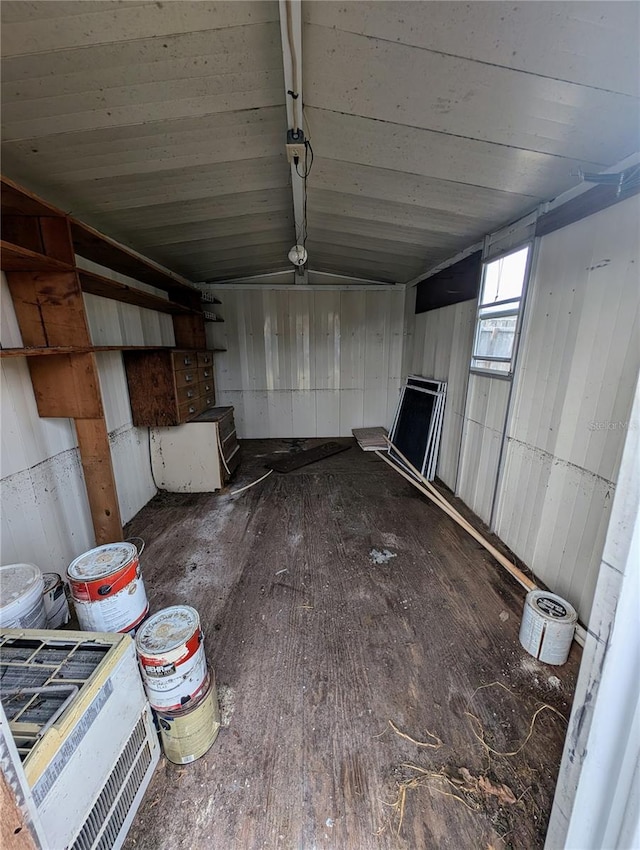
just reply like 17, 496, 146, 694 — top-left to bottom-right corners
1, 176, 65, 217
1, 240, 74, 272
70, 219, 198, 296
0, 345, 175, 358
78, 269, 197, 315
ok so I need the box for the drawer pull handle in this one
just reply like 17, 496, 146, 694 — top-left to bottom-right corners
185, 374, 194, 382
203, 355, 211, 363
204, 384, 211, 392
183, 356, 193, 366
203, 369, 210, 378
187, 390, 194, 398
188, 405, 195, 414
206, 398, 212, 405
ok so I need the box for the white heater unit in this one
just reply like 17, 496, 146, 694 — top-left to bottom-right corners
0, 628, 160, 850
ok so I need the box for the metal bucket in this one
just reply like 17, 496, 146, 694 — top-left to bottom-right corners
0, 563, 46, 629
519, 590, 577, 665
156, 670, 220, 765
67, 539, 148, 633
42, 572, 71, 629
135, 605, 208, 711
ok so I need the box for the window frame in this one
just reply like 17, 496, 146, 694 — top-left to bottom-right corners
470, 243, 533, 379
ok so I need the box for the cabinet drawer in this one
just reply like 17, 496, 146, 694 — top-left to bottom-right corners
172, 350, 198, 369
174, 369, 198, 389
222, 431, 238, 460
198, 351, 213, 367
218, 411, 235, 442
177, 384, 201, 405
178, 397, 204, 422
200, 379, 214, 396
202, 394, 216, 412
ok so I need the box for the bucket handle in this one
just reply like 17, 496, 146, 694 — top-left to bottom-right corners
126, 537, 145, 558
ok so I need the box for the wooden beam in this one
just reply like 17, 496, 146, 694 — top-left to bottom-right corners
75, 417, 123, 544
28, 353, 103, 418
5, 271, 92, 347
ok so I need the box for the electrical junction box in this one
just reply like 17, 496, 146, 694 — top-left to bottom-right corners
286, 128, 305, 163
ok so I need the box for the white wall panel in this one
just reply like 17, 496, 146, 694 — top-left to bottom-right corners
212, 287, 406, 438
457, 374, 511, 523
495, 196, 640, 621
411, 299, 476, 489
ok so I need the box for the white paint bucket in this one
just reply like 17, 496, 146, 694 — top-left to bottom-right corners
42, 572, 71, 629
135, 605, 207, 711
0, 563, 47, 629
156, 669, 220, 765
67, 539, 148, 634
519, 590, 577, 666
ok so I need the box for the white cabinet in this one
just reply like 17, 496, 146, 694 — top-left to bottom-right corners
150, 406, 240, 492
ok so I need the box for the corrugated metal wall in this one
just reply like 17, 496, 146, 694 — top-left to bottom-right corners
457, 373, 511, 523
208, 287, 406, 437
494, 195, 640, 620
0, 269, 158, 572
411, 299, 476, 490
410, 194, 639, 622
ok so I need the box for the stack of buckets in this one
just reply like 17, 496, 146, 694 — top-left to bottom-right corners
64, 541, 220, 764
0, 563, 70, 630
135, 606, 220, 764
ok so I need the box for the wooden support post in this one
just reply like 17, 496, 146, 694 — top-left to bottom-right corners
75, 418, 123, 544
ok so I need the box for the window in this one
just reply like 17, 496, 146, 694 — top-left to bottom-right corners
471, 245, 530, 375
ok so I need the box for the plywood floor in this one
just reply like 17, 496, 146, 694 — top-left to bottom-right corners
123, 439, 581, 850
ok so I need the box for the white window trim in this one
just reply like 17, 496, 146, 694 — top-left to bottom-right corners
470, 242, 534, 379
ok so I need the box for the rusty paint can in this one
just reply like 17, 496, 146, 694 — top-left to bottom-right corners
67, 539, 148, 633
156, 669, 220, 765
135, 605, 208, 711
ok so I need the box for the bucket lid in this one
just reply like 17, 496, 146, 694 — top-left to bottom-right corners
135, 605, 200, 655
526, 590, 577, 623
0, 564, 44, 607
67, 542, 137, 582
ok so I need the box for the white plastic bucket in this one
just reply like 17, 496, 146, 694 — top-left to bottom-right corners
67, 539, 148, 633
519, 590, 577, 666
156, 670, 220, 765
0, 564, 47, 629
42, 572, 71, 629
135, 605, 207, 711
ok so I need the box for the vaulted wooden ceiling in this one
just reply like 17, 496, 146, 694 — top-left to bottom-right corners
2, 1, 638, 284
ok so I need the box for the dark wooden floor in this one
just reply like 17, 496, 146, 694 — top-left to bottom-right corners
123, 439, 581, 850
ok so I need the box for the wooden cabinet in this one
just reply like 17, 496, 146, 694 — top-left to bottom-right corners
150, 406, 240, 492
123, 349, 216, 426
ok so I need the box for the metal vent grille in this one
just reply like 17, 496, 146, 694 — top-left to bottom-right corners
71, 714, 152, 850
0, 635, 111, 760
